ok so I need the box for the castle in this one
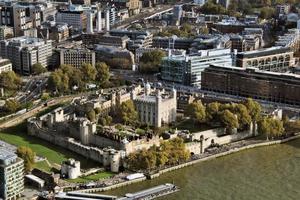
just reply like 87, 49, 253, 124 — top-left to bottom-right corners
27, 85, 176, 172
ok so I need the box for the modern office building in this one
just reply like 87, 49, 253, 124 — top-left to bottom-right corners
0, 148, 24, 200
59, 48, 95, 68
0, 26, 13, 40
201, 64, 300, 105
275, 29, 300, 53
0, 1, 46, 36
0, 36, 53, 75
0, 58, 12, 74
56, 6, 87, 32
161, 48, 233, 86
236, 47, 294, 72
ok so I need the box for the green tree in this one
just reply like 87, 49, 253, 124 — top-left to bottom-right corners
4, 99, 21, 113
31, 62, 47, 75
206, 102, 220, 121
119, 100, 138, 125
260, 7, 275, 19
81, 63, 97, 81
235, 104, 252, 130
243, 98, 261, 122
139, 50, 165, 74
258, 117, 284, 140
185, 101, 206, 123
87, 109, 96, 122
95, 62, 110, 86
41, 92, 50, 101
220, 110, 239, 134
16, 146, 35, 173
0, 71, 22, 90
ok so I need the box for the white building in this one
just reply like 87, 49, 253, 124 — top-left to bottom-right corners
61, 159, 81, 179
161, 48, 234, 86
133, 83, 177, 127
0, 148, 24, 200
0, 58, 12, 74
0, 36, 52, 75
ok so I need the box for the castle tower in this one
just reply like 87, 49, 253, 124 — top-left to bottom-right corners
155, 90, 162, 127
145, 82, 151, 96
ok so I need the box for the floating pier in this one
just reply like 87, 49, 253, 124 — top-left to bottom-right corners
55, 183, 179, 200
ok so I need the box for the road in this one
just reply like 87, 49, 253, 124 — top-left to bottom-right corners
112, 69, 300, 112
0, 96, 73, 130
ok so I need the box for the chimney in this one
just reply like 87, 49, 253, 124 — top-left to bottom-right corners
86, 12, 93, 34
96, 10, 102, 32
105, 10, 110, 31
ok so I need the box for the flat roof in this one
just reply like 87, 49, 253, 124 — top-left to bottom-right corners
237, 47, 291, 59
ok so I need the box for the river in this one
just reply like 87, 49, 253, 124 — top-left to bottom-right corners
103, 139, 300, 200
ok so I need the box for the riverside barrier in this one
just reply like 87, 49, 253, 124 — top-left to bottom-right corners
73, 133, 300, 193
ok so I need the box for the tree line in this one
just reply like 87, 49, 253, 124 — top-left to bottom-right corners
185, 98, 285, 139
48, 62, 110, 94
126, 138, 190, 171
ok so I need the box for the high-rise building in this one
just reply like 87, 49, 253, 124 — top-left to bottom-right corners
161, 49, 233, 86
0, 36, 53, 75
0, 148, 24, 200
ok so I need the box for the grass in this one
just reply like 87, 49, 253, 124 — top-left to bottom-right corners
67, 171, 115, 183
0, 123, 99, 172
35, 161, 52, 172
174, 119, 212, 133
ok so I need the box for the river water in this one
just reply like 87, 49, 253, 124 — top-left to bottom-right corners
104, 139, 300, 200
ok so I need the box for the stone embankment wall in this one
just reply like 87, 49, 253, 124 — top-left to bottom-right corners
73, 134, 300, 193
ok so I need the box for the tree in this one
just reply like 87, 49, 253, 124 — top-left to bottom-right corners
0, 71, 22, 90
139, 50, 165, 74
81, 63, 97, 81
31, 62, 47, 75
185, 101, 206, 123
206, 102, 220, 121
220, 110, 239, 134
41, 92, 50, 101
87, 109, 96, 122
119, 100, 138, 125
95, 62, 110, 86
258, 117, 284, 140
260, 7, 275, 19
235, 104, 252, 130
16, 146, 35, 173
199, 27, 209, 34
243, 98, 261, 122
4, 99, 21, 113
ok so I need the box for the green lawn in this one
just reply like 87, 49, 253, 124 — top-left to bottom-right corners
0, 123, 99, 172
35, 161, 52, 172
174, 119, 212, 133
67, 171, 115, 183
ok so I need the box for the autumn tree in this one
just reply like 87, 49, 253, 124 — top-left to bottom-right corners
31, 62, 47, 75
139, 50, 165, 74
81, 63, 97, 81
95, 62, 110, 86
185, 101, 206, 124
243, 98, 261, 122
16, 146, 35, 172
234, 104, 252, 130
206, 102, 220, 122
0, 71, 22, 90
119, 100, 138, 125
4, 99, 21, 113
220, 109, 239, 134
258, 117, 284, 140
